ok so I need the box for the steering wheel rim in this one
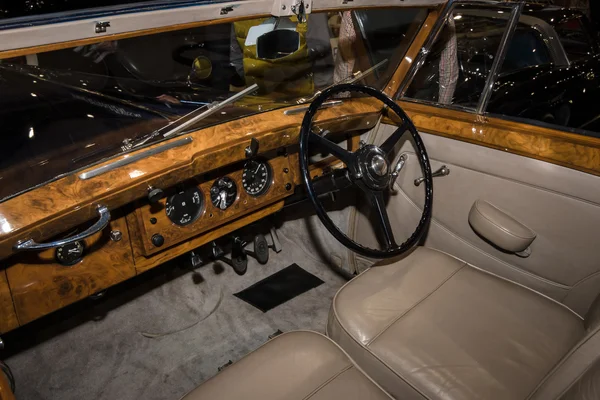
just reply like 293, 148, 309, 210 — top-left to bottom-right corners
299, 83, 433, 259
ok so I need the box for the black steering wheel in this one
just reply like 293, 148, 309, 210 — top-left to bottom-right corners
299, 84, 433, 259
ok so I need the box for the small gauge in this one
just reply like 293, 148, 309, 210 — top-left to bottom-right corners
55, 241, 85, 266
242, 160, 272, 197
210, 177, 237, 210
166, 187, 204, 226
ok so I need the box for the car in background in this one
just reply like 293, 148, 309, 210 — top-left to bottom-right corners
488, 5, 600, 136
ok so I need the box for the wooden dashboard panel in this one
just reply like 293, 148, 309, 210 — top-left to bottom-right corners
0, 100, 380, 262
0, 271, 18, 334
6, 215, 134, 325
133, 155, 295, 256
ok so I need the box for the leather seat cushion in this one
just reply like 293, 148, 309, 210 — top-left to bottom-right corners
327, 247, 585, 400
181, 331, 392, 400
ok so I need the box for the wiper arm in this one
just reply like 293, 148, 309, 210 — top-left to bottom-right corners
130, 103, 211, 149
163, 83, 259, 138
296, 59, 388, 104
125, 84, 258, 150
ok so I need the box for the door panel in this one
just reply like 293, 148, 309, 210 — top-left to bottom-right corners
353, 124, 600, 315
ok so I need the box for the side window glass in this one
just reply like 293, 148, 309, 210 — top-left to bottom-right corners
404, 5, 512, 108
488, 10, 600, 138
555, 17, 593, 60
500, 25, 552, 73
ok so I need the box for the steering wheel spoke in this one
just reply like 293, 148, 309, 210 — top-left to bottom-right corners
380, 122, 409, 155
308, 131, 354, 165
361, 187, 397, 250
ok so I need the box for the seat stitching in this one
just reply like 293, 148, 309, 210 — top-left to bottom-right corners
302, 365, 352, 400
365, 264, 466, 346
330, 319, 431, 400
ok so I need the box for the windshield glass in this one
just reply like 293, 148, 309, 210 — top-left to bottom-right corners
0, 8, 427, 201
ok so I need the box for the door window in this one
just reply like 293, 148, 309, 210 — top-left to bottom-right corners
404, 4, 513, 108
402, 5, 600, 139
488, 9, 600, 138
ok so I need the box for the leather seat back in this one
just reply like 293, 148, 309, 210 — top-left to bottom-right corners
559, 360, 600, 400
531, 295, 600, 399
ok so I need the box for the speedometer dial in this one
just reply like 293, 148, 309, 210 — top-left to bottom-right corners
166, 187, 204, 226
242, 160, 272, 197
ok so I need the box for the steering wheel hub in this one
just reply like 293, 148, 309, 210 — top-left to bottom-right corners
356, 145, 390, 190
370, 155, 388, 177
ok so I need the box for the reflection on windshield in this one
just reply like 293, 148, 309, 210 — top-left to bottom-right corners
0, 8, 427, 202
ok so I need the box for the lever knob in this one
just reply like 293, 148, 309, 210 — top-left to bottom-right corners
151, 233, 165, 247
148, 187, 164, 203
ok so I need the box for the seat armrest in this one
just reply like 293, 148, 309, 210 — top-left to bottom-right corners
469, 200, 536, 253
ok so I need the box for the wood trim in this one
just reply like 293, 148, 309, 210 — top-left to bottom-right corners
395, 100, 600, 176
6, 214, 135, 325
0, 99, 380, 261
0, 270, 18, 334
130, 200, 285, 273
0, 370, 15, 400
384, 9, 440, 97
134, 155, 295, 256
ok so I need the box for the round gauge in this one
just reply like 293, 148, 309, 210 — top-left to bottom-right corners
166, 186, 204, 226
210, 177, 237, 210
55, 241, 85, 266
242, 160, 272, 197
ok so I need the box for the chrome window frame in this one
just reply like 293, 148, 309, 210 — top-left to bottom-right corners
396, 0, 523, 116
397, 0, 600, 139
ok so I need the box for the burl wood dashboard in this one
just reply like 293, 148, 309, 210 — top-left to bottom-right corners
0, 99, 380, 333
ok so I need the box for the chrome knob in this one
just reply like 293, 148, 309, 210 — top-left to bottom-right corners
110, 230, 122, 242
414, 165, 450, 187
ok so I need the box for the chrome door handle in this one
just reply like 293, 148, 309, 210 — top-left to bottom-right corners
14, 205, 111, 251
414, 165, 450, 186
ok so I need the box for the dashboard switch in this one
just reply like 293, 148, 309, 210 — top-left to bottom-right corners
147, 186, 164, 204
151, 233, 165, 247
245, 138, 259, 158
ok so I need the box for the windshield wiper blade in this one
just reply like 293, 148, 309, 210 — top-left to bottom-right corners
163, 83, 259, 138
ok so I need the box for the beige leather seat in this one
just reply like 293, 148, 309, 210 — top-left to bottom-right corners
328, 247, 600, 400
183, 247, 600, 399
180, 330, 392, 399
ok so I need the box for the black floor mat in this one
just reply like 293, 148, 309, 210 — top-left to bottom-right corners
234, 264, 324, 312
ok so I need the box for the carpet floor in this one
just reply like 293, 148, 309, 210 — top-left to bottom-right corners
2, 208, 350, 400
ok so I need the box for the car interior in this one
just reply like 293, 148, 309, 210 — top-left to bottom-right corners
0, 0, 599, 399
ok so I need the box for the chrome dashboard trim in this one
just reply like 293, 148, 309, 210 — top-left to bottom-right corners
78, 136, 193, 180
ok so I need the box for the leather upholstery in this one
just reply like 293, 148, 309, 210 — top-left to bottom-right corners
530, 293, 600, 400
468, 199, 536, 253
559, 361, 600, 400
354, 126, 600, 317
180, 331, 392, 400
327, 247, 585, 400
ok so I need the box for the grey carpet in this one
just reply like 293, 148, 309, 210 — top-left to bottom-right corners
3, 209, 350, 400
